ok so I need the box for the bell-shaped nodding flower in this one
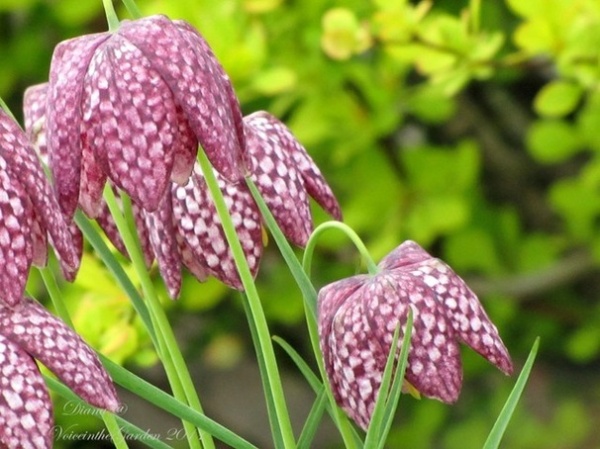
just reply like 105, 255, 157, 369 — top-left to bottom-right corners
25, 74, 342, 297
0, 109, 79, 306
43, 14, 245, 220
24, 14, 342, 297
0, 297, 120, 449
318, 241, 513, 430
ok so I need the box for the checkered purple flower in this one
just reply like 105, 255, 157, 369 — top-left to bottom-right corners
0, 297, 120, 449
318, 240, 513, 430
25, 82, 342, 297
92, 109, 344, 296
0, 109, 79, 306
42, 14, 245, 220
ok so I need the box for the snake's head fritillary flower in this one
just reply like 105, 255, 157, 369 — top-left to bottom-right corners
318, 240, 513, 430
80, 110, 343, 297
0, 109, 79, 306
42, 14, 245, 219
244, 111, 342, 246
0, 297, 120, 449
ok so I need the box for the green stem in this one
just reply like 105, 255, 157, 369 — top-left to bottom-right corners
38, 266, 129, 448
74, 210, 157, 346
121, 0, 143, 19
246, 180, 361, 448
303, 221, 378, 280
197, 149, 296, 449
102, 0, 121, 31
102, 411, 129, 449
103, 186, 211, 449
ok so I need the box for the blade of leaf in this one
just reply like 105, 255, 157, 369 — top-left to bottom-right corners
75, 210, 157, 347
297, 387, 327, 449
246, 178, 318, 316
240, 294, 285, 449
483, 337, 540, 449
378, 309, 414, 448
364, 316, 402, 448
45, 374, 173, 449
99, 355, 260, 449
273, 335, 321, 392
249, 178, 362, 448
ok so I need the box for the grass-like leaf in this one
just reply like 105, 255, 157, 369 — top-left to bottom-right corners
297, 387, 327, 449
99, 355, 259, 449
364, 309, 413, 449
273, 336, 363, 448
45, 375, 173, 449
75, 211, 157, 346
483, 337, 540, 449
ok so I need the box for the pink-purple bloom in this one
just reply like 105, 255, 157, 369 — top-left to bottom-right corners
25, 76, 341, 297
0, 297, 120, 448
0, 109, 79, 305
318, 240, 513, 430
43, 14, 245, 220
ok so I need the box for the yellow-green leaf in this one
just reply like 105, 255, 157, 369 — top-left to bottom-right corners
534, 80, 583, 117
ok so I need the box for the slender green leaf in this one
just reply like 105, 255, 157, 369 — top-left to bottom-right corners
75, 211, 157, 347
273, 336, 322, 392
45, 375, 171, 449
100, 355, 260, 449
297, 388, 327, 449
483, 337, 540, 449
242, 295, 285, 449
199, 148, 295, 449
379, 310, 414, 448
246, 178, 318, 313
364, 321, 399, 448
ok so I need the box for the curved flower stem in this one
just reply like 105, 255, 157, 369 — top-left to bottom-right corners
303, 220, 379, 281
38, 266, 128, 449
246, 179, 361, 449
197, 149, 296, 449
104, 186, 211, 449
120, 0, 143, 19
102, 0, 121, 32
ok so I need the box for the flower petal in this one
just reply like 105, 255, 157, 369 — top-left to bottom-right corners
245, 119, 312, 246
145, 193, 182, 299
245, 111, 342, 220
409, 257, 513, 375
0, 334, 53, 449
23, 83, 49, 165
321, 281, 382, 429
0, 164, 33, 306
47, 33, 110, 219
174, 19, 246, 163
82, 36, 175, 212
0, 298, 120, 412
318, 275, 369, 371
118, 15, 244, 182
381, 241, 513, 375
172, 166, 262, 289
0, 110, 79, 274
170, 103, 198, 185
364, 272, 463, 404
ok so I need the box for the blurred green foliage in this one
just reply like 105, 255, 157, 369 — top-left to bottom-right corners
4, 0, 600, 447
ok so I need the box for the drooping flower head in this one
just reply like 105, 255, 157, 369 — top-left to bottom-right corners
25, 15, 342, 297
0, 297, 120, 448
0, 109, 79, 305
318, 240, 513, 430
44, 14, 245, 219
25, 79, 343, 297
